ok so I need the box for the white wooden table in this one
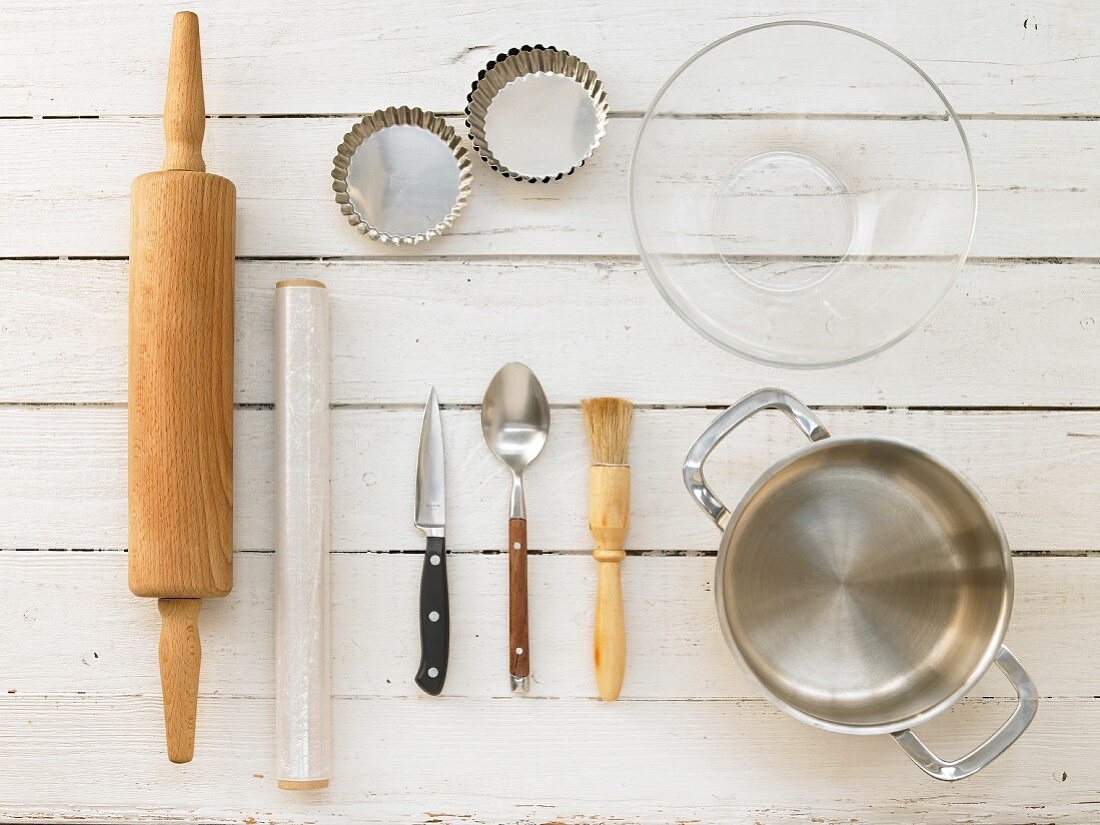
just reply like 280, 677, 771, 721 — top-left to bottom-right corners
1, 1, 1098, 822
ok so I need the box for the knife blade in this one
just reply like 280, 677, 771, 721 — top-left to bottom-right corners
414, 386, 449, 695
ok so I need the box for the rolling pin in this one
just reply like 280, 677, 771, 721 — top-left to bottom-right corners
128, 11, 235, 765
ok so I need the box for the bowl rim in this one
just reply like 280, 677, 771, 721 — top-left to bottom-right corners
712, 434, 1013, 736
627, 20, 978, 369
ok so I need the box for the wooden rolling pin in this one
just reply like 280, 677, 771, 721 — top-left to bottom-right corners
128, 10, 235, 765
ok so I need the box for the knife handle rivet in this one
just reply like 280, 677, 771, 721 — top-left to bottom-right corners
430, 554, 441, 566
513, 542, 521, 550
429, 611, 440, 623
515, 647, 523, 656
428, 667, 439, 678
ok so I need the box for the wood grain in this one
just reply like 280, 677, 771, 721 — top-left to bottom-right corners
127, 10, 235, 766
589, 465, 630, 700
128, 171, 235, 598
0, 692, 1095, 824
127, 10, 234, 599
1, 118, 1097, 257
4, 406, 1096, 553
508, 518, 530, 681
161, 12, 206, 174
1, 554, 1095, 700
1, 0, 1096, 117
1, 259, 1097, 407
157, 597, 201, 763
593, 558, 626, 701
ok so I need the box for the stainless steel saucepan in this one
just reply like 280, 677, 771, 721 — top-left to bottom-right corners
684, 388, 1037, 781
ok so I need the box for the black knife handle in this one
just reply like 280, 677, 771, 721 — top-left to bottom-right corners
415, 536, 449, 696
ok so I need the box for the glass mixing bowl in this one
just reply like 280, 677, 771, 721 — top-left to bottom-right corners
629, 22, 976, 368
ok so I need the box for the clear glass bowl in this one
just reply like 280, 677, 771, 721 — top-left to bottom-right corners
629, 22, 976, 368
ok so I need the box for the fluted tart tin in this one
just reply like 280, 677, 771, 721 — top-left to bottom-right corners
466, 45, 609, 182
332, 106, 473, 245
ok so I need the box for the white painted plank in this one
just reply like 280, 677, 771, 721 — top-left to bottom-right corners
1, 118, 1097, 257
0, 0, 1095, 116
2, 258, 1097, 406
0, 692, 1094, 824
2, 553, 1094, 700
2, 407, 1097, 552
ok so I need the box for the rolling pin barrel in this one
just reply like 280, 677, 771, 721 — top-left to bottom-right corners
128, 11, 235, 764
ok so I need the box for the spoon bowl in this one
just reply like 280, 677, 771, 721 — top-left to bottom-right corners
481, 362, 550, 485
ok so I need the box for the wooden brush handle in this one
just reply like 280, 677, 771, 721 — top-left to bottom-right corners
158, 598, 201, 763
163, 11, 206, 172
594, 552, 626, 700
589, 465, 630, 701
509, 518, 530, 691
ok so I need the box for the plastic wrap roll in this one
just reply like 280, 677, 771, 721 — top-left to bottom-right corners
275, 279, 331, 790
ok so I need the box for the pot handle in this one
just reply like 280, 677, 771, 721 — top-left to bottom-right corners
683, 388, 829, 530
892, 645, 1038, 781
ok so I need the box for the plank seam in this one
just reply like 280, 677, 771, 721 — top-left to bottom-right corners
2, 402, 1099, 412
1, 547, 1095, 557
20, 112, 1100, 121
0, 693, 1082, 702
3, 255, 1100, 264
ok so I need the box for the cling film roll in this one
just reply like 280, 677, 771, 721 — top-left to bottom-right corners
274, 279, 331, 790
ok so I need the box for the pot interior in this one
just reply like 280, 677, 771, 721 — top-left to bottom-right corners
720, 438, 1010, 731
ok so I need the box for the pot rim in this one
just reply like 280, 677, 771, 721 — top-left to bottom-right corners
713, 434, 1014, 736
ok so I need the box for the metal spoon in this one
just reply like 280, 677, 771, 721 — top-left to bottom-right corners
481, 362, 550, 694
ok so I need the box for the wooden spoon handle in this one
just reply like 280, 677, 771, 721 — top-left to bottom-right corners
508, 518, 530, 692
158, 598, 201, 763
163, 11, 206, 172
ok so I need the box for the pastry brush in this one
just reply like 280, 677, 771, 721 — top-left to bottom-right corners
581, 397, 634, 701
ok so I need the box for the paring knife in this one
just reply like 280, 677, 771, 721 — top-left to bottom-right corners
414, 387, 449, 695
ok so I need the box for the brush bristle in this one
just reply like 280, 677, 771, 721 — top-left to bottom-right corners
581, 397, 634, 465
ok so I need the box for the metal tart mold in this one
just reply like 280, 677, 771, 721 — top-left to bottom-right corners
332, 106, 473, 245
466, 45, 609, 182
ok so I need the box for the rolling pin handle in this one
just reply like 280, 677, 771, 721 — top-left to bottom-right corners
163, 11, 206, 172
158, 597, 202, 764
